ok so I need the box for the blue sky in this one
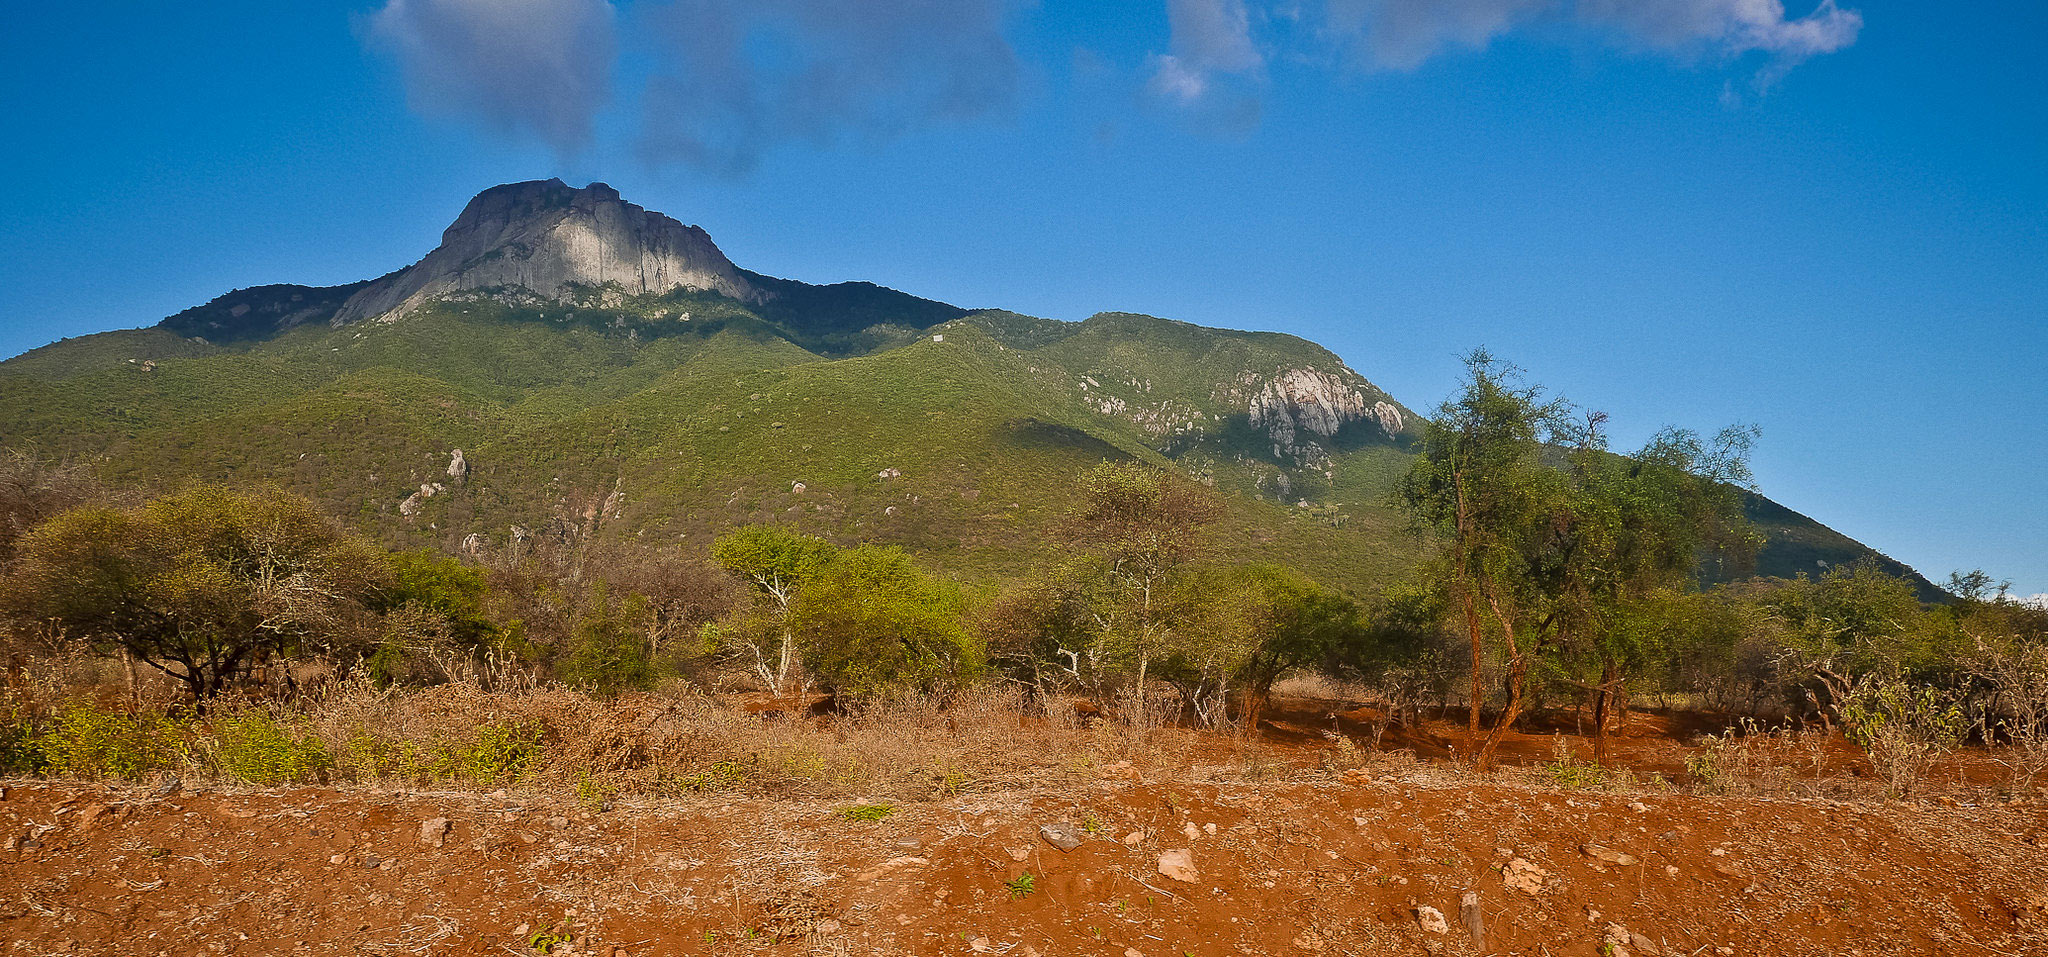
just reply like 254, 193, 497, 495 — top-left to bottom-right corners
1, 1, 2042, 598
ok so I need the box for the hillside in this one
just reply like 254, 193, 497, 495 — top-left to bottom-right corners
0, 180, 1935, 597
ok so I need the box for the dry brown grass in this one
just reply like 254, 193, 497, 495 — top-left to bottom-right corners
287, 674, 1237, 802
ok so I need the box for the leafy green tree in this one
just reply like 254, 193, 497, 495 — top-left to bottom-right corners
1062, 461, 1223, 700
380, 550, 497, 647
1347, 574, 1465, 725
1765, 562, 1961, 716
1399, 350, 1568, 768
4, 487, 389, 703
977, 564, 1099, 696
788, 545, 982, 697
1163, 564, 1363, 728
1555, 422, 1760, 756
710, 525, 838, 695
556, 585, 655, 695
363, 549, 501, 684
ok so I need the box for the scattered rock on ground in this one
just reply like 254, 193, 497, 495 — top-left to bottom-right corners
1416, 905, 1449, 934
1040, 822, 1084, 851
419, 817, 452, 847
1503, 857, 1547, 895
1157, 848, 1199, 883
1582, 843, 1639, 866
855, 856, 929, 882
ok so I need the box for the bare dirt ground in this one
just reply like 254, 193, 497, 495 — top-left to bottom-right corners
5, 708, 2048, 957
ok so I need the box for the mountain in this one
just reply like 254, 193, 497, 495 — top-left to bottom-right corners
0, 180, 1939, 597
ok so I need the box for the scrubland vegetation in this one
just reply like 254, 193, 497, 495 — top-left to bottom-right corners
1, 353, 2042, 807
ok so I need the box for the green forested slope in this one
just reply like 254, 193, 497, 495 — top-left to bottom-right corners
0, 291, 1934, 597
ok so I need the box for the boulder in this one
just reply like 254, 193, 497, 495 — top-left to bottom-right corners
1156, 848, 1198, 883
1039, 822, 1084, 852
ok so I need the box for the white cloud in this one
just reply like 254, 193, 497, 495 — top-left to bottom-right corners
2023, 593, 2048, 611
1168, 0, 1265, 75
1149, 0, 1268, 123
1321, 0, 1862, 79
1148, 54, 1214, 103
1325, 0, 1551, 71
364, 0, 1864, 162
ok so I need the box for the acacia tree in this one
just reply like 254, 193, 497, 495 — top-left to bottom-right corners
1557, 422, 1760, 757
1400, 350, 1568, 768
1161, 564, 1362, 728
604, 553, 738, 664
710, 525, 838, 696
1766, 561, 1962, 721
1060, 462, 1223, 705
788, 545, 983, 697
5, 487, 389, 704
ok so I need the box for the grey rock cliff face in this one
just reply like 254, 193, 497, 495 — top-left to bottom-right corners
334, 179, 757, 323
1248, 367, 1371, 448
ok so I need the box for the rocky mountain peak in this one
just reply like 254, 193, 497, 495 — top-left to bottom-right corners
332, 179, 758, 323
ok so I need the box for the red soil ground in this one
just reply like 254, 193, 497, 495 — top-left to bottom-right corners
4, 706, 2046, 957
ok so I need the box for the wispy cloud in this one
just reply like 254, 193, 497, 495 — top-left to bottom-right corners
1321, 0, 1863, 78
1145, 0, 1269, 133
1149, 0, 1264, 102
363, 0, 1863, 164
367, 0, 617, 153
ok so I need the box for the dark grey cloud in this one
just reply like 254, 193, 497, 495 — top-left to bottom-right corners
635, 0, 1023, 175
368, 0, 617, 152
366, 0, 1019, 170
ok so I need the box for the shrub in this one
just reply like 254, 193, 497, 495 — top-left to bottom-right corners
840, 803, 895, 822
451, 720, 546, 786
555, 589, 654, 696
210, 712, 332, 785
42, 703, 182, 780
0, 706, 47, 776
789, 545, 983, 696
1836, 675, 1966, 799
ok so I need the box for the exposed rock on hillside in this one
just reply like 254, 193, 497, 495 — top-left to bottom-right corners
334, 179, 759, 323
1247, 367, 1403, 460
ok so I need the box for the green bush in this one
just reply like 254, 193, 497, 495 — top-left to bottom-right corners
450, 720, 546, 786
556, 589, 654, 696
42, 703, 183, 780
0, 707, 48, 776
211, 712, 332, 785
789, 545, 983, 696
338, 730, 431, 782
1836, 675, 1966, 799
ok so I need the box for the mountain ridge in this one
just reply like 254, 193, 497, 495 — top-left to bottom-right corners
0, 180, 1942, 599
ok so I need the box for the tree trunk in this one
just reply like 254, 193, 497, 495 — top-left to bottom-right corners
1476, 647, 1530, 772
1463, 587, 1484, 742
1474, 598, 1528, 772
1455, 471, 1483, 744
1592, 657, 1616, 763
